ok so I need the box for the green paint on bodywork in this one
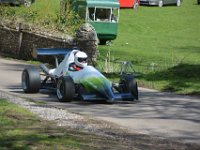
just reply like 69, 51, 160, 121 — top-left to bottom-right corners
81, 76, 111, 92
68, 66, 113, 98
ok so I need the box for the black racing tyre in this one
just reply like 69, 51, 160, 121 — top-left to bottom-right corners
119, 74, 138, 100
22, 67, 41, 93
56, 76, 75, 102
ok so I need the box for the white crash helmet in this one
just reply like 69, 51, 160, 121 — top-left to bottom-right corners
74, 51, 88, 67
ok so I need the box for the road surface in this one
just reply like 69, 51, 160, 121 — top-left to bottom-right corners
0, 57, 200, 144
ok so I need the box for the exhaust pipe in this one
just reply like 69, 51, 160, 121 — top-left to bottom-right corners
40, 64, 49, 75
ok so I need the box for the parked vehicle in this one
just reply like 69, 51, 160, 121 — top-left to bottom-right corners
0, 0, 34, 7
139, 0, 182, 7
119, 0, 140, 9
21, 48, 138, 102
72, 0, 120, 45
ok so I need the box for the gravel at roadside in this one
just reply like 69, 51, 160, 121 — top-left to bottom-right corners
0, 90, 127, 138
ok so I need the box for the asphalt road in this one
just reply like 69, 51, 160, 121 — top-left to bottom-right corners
0, 57, 200, 144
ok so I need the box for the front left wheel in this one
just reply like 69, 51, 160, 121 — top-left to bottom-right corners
56, 76, 75, 102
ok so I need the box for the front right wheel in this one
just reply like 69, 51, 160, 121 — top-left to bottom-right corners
56, 76, 75, 102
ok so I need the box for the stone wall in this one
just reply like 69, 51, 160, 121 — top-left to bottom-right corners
0, 27, 73, 60
0, 27, 20, 57
0, 23, 97, 64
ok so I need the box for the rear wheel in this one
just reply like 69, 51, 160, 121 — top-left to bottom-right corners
22, 67, 41, 93
119, 74, 138, 100
56, 76, 75, 102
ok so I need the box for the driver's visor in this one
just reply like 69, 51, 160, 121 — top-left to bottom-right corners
78, 57, 87, 62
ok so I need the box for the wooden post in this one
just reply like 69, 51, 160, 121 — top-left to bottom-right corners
18, 23, 23, 58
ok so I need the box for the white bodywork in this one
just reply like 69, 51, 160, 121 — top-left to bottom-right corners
49, 50, 78, 77
48, 50, 110, 85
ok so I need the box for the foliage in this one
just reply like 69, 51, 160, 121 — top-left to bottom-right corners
55, 9, 83, 33
0, 0, 83, 34
20, 10, 37, 22
0, 6, 16, 18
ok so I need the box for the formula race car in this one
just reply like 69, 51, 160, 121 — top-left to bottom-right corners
21, 48, 138, 103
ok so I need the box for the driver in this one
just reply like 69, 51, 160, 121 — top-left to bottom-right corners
69, 51, 88, 71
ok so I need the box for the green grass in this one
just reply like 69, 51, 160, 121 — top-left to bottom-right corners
0, 0, 60, 20
98, 0, 200, 95
0, 99, 131, 150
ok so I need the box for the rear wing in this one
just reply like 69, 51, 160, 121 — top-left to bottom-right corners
37, 48, 72, 56
32, 48, 79, 58
32, 47, 79, 67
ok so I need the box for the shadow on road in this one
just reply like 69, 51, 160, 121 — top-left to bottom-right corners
7, 86, 200, 124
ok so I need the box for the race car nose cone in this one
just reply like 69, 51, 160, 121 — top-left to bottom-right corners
103, 88, 115, 101
77, 66, 115, 101
80, 74, 114, 99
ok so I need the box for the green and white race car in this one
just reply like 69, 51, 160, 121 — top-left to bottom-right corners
22, 48, 138, 103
